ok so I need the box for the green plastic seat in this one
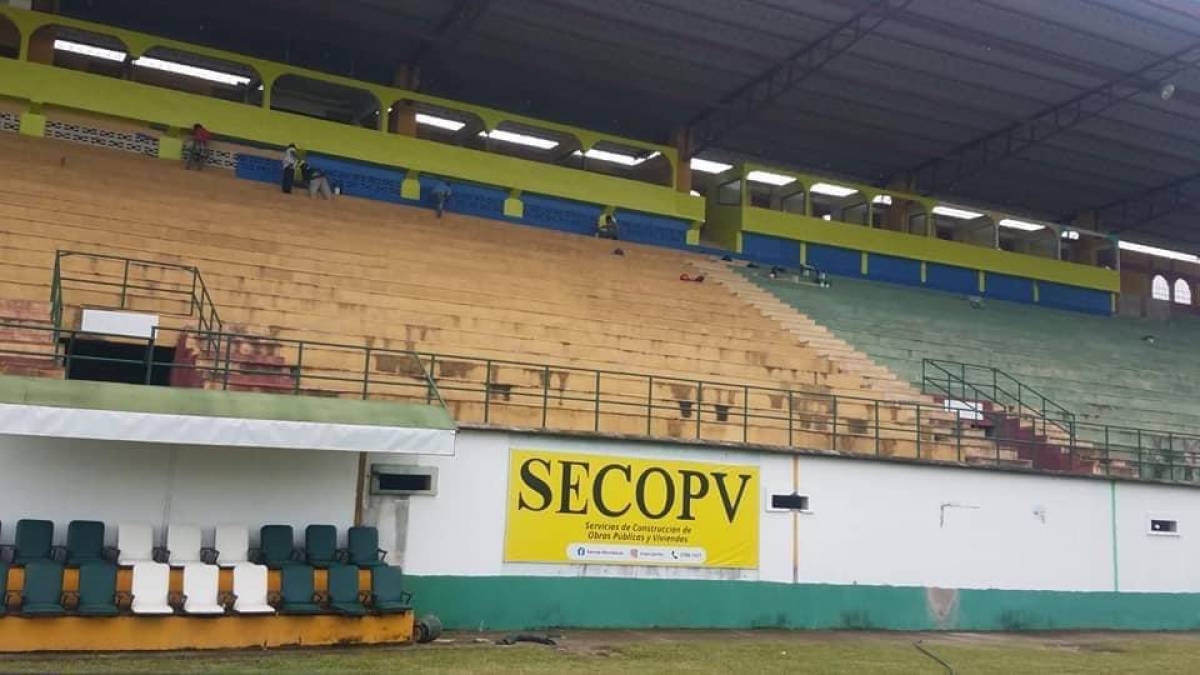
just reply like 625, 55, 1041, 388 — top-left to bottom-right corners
346, 527, 386, 568
276, 565, 323, 615
20, 560, 66, 616
13, 519, 55, 565
75, 561, 120, 617
259, 525, 300, 570
304, 525, 338, 569
327, 564, 367, 616
370, 565, 411, 614
66, 520, 107, 567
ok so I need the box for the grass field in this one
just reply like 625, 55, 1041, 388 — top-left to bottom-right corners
3, 631, 1200, 673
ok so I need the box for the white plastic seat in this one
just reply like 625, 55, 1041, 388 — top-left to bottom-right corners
214, 524, 250, 568
231, 563, 275, 614
130, 562, 174, 615
166, 524, 202, 566
116, 523, 155, 566
182, 563, 225, 615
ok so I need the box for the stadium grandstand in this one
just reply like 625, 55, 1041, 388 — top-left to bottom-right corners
2, 0, 1200, 655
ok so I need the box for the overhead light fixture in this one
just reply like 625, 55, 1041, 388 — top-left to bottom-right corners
574, 148, 655, 166
1118, 240, 1199, 263
872, 194, 893, 205
998, 218, 1045, 232
416, 113, 466, 132
53, 39, 126, 62
133, 56, 251, 86
746, 170, 796, 186
821, 214, 832, 221
479, 129, 559, 150
933, 205, 984, 220
1061, 230, 1080, 240
1162, 82, 1176, 101
690, 158, 733, 174
689, 189, 701, 197
810, 182, 858, 198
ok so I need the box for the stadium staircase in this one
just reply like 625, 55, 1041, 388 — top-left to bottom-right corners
0, 130, 1027, 465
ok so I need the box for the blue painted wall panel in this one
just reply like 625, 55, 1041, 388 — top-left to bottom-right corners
520, 194, 603, 235
742, 233, 801, 268
985, 273, 1034, 303
926, 263, 977, 294
867, 254, 921, 286
1040, 282, 1111, 315
807, 243, 861, 277
614, 209, 691, 250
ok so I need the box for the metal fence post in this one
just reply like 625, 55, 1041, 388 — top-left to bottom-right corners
1103, 425, 1110, 476
915, 402, 921, 459
646, 375, 654, 436
221, 335, 233, 390
1136, 428, 1143, 479
874, 400, 880, 456
788, 391, 795, 447
484, 360, 493, 424
120, 259, 130, 309
955, 408, 962, 463
294, 342, 304, 395
426, 355, 438, 404
696, 381, 704, 440
1168, 432, 1175, 481
143, 333, 155, 385
742, 385, 749, 443
361, 347, 372, 399
593, 370, 601, 431
831, 397, 838, 452
542, 366, 551, 429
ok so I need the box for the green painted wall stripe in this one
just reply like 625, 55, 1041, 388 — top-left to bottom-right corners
0, 375, 454, 429
406, 575, 1200, 632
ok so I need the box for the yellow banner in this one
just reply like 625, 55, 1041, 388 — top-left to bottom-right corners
504, 449, 759, 568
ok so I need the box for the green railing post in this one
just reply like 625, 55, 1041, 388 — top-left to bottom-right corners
1168, 432, 1175, 481
787, 390, 794, 447
120, 258, 130, 310
831, 397, 838, 452
874, 400, 880, 456
742, 385, 749, 443
955, 408, 962, 463
143, 332, 155, 385
593, 371, 601, 431
484, 360, 493, 424
542, 365, 551, 429
426, 354, 437, 404
646, 375, 654, 436
361, 347, 372, 400
960, 362, 966, 400
190, 269, 198, 318
1103, 425, 1110, 476
696, 381, 703, 440
1136, 429, 1143, 479
294, 342, 304, 395
915, 402, 921, 459
221, 335, 233, 390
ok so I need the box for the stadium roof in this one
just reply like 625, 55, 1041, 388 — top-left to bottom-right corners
61, 0, 1200, 248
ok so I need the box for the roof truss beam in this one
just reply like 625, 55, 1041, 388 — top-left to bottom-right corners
685, 0, 913, 157
903, 41, 1200, 195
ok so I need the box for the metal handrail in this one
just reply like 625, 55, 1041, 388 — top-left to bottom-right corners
3, 321, 1200, 485
922, 358, 1075, 432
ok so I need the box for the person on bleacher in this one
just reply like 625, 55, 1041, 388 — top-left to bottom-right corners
281, 143, 298, 194
186, 123, 211, 170
431, 179, 452, 218
598, 213, 619, 240
300, 161, 333, 200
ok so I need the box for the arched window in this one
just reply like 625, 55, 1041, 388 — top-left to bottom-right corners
1151, 274, 1170, 301
1174, 278, 1192, 305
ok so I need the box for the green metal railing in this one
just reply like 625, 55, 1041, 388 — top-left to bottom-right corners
4, 321, 1200, 484
922, 358, 1075, 439
51, 250, 224, 355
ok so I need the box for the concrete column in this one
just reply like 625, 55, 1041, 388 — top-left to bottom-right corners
671, 128, 692, 194
388, 101, 417, 136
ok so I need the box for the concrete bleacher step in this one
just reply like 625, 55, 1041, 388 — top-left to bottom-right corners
0, 299, 62, 379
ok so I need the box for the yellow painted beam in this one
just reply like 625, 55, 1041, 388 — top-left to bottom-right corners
0, 614, 413, 652
743, 208, 1120, 292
